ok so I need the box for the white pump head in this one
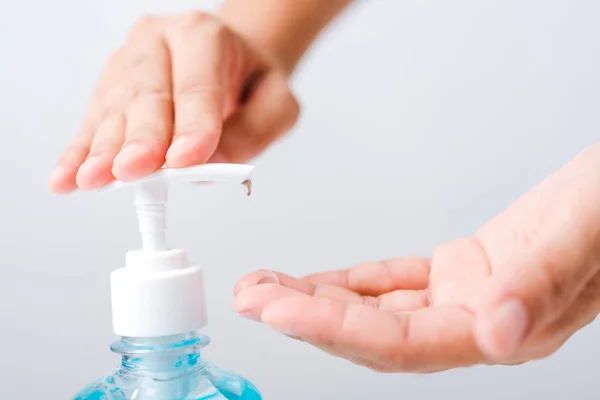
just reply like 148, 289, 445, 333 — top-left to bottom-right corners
99, 164, 254, 338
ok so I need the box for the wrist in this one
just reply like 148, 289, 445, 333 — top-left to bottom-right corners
217, 8, 298, 74
218, 0, 351, 75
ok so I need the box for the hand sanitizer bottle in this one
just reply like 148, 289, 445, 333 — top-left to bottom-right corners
72, 164, 262, 400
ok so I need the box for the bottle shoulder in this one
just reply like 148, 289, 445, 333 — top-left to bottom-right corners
72, 376, 124, 400
72, 362, 261, 400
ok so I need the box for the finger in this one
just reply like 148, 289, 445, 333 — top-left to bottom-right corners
236, 270, 376, 303
381, 290, 430, 313
49, 128, 93, 193
473, 189, 600, 360
164, 13, 230, 167
234, 270, 429, 321
49, 51, 124, 193
112, 25, 173, 181
304, 256, 431, 296
214, 71, 298, 163
262, 297, 482, 372
235, 284, 306, 321
235, 273, 364, 322
235, 283, 427, 324
75, 113, 126, 190
234, 269, 281, 294
428, 238, 493, 306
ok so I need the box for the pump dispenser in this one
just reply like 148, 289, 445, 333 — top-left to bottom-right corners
73, 164, 262, 400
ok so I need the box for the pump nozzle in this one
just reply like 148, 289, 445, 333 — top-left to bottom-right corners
95, 163, 255, 337
100, 163, 254, 254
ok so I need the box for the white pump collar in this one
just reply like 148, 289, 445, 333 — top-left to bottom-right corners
98, 164, 254, 337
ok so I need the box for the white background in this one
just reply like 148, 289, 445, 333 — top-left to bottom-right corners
1, 0, 599, 398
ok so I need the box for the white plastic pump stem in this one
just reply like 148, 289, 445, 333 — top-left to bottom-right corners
134, 179, 168, 253
99, 164, 254, 338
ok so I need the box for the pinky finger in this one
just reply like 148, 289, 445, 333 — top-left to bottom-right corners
48, 118, 96, 194
49, 56, 120, 193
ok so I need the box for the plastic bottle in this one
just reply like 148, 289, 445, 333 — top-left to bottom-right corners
72, 164, 262, 400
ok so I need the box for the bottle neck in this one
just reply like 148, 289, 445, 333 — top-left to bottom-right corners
110, 330, 210, 376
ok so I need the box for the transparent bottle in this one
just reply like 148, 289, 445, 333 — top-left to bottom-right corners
70, 164, 261, 400
73, 331, 261, 400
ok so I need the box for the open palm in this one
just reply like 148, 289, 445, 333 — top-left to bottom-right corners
234, 143, 600, 372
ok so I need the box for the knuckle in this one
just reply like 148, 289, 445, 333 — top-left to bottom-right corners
179, 10, 212, 31
500, 360, 528, 366
536, 247, 567, 299
98, 105, 123, 121
360, 295, 381, 310
66, 137, 90, 154
286, 94, 301, 126
432, 241, 453, 261
243, 123, 267, 140
125, 52, 152, 70
59, 144, 89, 164
89, 136, 123, 155
532, 246, 570, 313
171, 11, 230, 53
126, 124, 166, 140
267, 91, 300, 140
175, 122, 221, 139
380, 258, 396, 282
526, 337, 566, 362
96, 49, 125, 93
99, 89, 128, 111
131, 15, 157, 35
174, 79, 221, 99
350, 357, 388, 372
513, 224, 541, 248
204, 20, 228, 41
129, 81, 172, 103
105, 48, 123, 66
367, 363, 392, 373
370, 315, 411, 370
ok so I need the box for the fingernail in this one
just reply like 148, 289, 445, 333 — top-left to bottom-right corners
484, 298, 529, 358
49, 166, 68, 186
236, 307, 261, 322
255, 270, 280, 285
76, 156, 106, 190
114, 143, 144, 165
166, 136, 190, 160
79, 155, 102, 173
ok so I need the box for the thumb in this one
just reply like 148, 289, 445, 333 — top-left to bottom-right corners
473, 218, 600, 361
211, 71, 299, 163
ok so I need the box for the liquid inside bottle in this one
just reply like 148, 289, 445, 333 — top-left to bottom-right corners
73, 331, 261, 400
